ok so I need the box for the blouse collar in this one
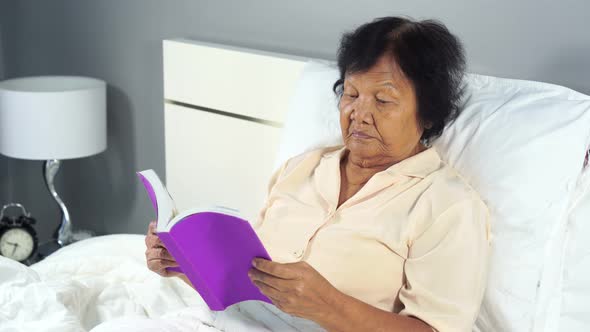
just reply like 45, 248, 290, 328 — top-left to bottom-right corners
322, 145, 442, 179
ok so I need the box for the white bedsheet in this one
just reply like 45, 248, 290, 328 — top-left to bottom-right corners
0, 234, 324, 332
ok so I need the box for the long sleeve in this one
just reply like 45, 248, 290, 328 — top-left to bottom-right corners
398, 198, 491, 332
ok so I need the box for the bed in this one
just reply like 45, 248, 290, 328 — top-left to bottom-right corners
1, 39, 589, 332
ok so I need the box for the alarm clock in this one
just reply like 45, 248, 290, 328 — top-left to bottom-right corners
0, 203, 38, 264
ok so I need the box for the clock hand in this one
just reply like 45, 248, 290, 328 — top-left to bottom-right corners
11, 243, 19, 255
6, 241, 17, 246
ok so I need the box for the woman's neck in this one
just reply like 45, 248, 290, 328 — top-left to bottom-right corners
340, 156, 386, 186
341, 144, 427, 185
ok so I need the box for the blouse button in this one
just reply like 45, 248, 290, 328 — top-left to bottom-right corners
293, 249, 304, 258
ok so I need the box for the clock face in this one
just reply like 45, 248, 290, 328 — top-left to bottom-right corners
0, 228, 35, 262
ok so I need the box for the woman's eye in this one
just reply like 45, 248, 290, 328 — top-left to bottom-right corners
376, 98, 391, 104
343, 93, 357, 99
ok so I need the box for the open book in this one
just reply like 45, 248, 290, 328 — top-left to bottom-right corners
137, 169, 272, 311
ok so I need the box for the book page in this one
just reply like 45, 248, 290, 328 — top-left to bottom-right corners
137, 169, 178, 232
166, 205, 244, 232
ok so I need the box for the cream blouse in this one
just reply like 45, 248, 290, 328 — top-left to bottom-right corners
254, 146, 491, 332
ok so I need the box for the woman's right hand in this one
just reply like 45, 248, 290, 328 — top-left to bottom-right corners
145, 221, 182, 277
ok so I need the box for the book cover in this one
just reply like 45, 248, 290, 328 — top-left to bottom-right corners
137, 169, 273, 310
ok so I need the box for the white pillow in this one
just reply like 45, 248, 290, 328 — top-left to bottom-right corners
553, 162, 590, 331
277, 61, 590, 332
434, 75, 590, 332
274, 61, 342, 170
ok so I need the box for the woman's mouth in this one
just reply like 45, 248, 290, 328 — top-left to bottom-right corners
351, 131, 372, 139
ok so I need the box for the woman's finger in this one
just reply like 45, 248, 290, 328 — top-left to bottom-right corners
249, 268, 292, 293
252, 279, 285, 301
147, 258, 178, 267
148, 221, 158, 234
145, 221, 184, 279
145, 234, 164, 249
147, 257, 178, 266
161, 268, 184, 278
146, 247, 175, 261
147, 258, 179, 272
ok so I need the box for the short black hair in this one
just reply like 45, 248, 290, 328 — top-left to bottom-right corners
333, 16, 466, 144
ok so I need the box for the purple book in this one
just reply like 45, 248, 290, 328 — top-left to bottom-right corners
137, 169, 273, 311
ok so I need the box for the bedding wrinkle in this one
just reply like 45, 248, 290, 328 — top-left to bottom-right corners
0, 235, 324, 332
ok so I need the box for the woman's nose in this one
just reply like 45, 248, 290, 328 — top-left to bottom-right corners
350, 97, 374, 125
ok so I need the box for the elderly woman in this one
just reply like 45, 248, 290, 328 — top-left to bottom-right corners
145, 16, 490, 332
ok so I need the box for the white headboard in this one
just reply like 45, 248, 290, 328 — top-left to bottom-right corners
162, 39, 309, 221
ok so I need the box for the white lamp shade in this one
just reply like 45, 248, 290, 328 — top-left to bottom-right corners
0, 76, 107, 160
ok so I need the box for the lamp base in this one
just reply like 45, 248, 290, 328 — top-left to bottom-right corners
43, 159, 93, 247
35, 240, 62, 262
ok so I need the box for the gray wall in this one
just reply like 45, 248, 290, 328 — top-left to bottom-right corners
0, 7, 5, 80
0, 1, 14, 227
1, 0, 589, 244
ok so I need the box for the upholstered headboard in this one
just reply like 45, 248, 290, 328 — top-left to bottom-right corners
162, 39, 309, 221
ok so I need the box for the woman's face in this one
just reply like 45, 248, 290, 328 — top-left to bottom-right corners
339, 54, 425, 165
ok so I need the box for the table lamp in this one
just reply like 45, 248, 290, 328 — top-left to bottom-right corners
0, 76, 107, 247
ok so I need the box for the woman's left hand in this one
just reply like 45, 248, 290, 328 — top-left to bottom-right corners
249, 258, 340, 321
